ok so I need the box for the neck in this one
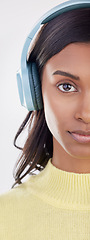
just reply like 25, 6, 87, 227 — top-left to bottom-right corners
29, 158, 90, 210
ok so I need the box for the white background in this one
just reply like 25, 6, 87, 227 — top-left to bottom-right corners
0, 0, 67, 194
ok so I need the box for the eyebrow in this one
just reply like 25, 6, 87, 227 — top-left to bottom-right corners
52, 70, 80, 81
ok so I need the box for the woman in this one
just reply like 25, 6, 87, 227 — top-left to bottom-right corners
0, 1, 90, 239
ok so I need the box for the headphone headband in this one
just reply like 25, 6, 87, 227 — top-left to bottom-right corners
17, 0, 90, 111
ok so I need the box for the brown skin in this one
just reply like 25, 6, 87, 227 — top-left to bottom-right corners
41, 43, 90, 174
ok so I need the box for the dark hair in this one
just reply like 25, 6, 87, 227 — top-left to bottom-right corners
12, 7, 90, 188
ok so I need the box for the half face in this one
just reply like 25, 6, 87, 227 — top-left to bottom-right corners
41, 43, 90, 160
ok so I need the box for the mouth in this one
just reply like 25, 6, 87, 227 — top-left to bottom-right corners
68, 131, 90, 143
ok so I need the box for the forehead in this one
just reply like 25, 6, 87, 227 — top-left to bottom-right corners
46, 43, 90, 69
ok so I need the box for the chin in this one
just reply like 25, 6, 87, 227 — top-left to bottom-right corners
65, 144, 90, 160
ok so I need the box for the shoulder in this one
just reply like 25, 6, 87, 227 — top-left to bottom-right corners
0, 172, 42, 205
0, 176, 35, 211
0, 169, 46, 214
0, 175, 39, 222
0, 175, 34, 201
0, 174, 42, 239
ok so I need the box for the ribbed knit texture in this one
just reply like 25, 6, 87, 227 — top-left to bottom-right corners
0, 158, 90, 239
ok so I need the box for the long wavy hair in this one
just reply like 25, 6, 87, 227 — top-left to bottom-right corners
12, 7, 90, 188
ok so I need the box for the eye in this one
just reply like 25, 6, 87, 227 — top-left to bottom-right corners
57, 82, 77, 93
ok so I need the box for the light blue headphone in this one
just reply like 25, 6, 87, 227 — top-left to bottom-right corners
16, 0, 90, 111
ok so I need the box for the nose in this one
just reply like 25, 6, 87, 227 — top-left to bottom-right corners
75, 90, 90, 124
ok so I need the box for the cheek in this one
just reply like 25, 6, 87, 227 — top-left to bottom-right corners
41, 71, 76, 144
43, 90, 69, 140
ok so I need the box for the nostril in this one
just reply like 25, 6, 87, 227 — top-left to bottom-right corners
78, 118, 82, 121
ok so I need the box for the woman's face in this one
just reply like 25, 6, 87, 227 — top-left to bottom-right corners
41, 43, 90, 161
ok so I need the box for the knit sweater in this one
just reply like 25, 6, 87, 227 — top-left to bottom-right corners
0, 158, 90, 240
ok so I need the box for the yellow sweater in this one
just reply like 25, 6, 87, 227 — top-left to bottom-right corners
0, 158, 90, 240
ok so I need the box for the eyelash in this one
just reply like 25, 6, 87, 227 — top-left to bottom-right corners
56, 82, 77, 93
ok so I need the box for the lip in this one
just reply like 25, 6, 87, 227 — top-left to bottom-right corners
71, 130, 90, 136
68, 131, 90, 143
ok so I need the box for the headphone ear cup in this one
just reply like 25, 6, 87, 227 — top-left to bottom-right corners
27, 62, 43, 110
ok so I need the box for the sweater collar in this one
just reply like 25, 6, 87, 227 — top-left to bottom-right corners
29, 158, 90, 209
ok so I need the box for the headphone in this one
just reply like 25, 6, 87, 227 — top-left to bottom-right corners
16, 0, 90, 111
